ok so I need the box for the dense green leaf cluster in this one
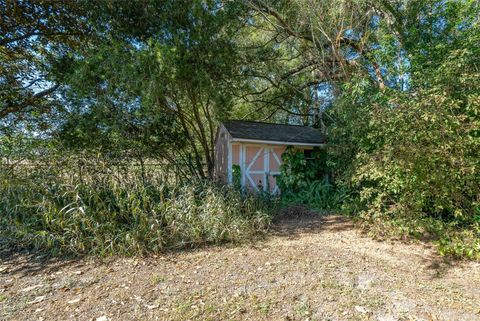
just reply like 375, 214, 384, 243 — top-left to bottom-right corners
277, 146, 326, 193
328, 0, 480, 258
276, 146, 344, 210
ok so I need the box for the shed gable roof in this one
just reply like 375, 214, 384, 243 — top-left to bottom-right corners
223, 120, 325, 145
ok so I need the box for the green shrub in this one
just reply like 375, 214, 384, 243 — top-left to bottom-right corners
0, 162, 273, 256
329, 21, 480, 259
232, 164, 241, 190
276, 146, 344, 211
277, 146, 326, 193
280, 180, 347, 212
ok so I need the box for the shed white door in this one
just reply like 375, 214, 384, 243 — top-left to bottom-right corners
241, 145, 284, 193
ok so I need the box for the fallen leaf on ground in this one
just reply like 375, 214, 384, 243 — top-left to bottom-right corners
27, 296, 46, 304
67, 298, 81, 304
20, 284, 44, 292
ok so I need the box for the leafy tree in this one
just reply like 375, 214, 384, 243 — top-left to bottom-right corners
57, 0, 249, 178
0, 0, 90, 125
329, 0, 479, 228
237, 0, 389, 125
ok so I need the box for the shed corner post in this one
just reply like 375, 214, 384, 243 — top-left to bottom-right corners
240, 144, 246, 188
227, 140, 233, 184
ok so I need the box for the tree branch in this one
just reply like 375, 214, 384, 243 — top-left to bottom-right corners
0, 84, 59, 119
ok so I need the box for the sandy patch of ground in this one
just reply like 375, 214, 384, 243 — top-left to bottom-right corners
1, 215, 479, 320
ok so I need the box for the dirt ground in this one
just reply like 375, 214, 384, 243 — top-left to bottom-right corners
1, 215, 480, 321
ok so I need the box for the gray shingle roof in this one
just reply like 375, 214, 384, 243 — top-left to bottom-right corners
223, 120, 325, 145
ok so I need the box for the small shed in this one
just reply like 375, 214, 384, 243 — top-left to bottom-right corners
214, 120, 325, 194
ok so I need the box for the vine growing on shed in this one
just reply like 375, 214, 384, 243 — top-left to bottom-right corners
277, 146, 326, 193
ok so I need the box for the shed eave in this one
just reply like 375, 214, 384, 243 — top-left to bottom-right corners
231, 137, 325, 147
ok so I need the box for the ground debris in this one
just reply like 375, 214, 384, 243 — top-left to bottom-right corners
67, 297, 82, 304
27, 295, 46, 304
20, 284, 44, 292
1, 216, 479, 321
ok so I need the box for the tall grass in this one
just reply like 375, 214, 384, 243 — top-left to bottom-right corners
0, 161, 273, 256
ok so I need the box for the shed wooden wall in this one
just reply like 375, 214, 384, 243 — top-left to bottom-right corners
214, 126, 229, 182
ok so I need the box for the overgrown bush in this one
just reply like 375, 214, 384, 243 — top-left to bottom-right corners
0, 159, 273, 256
280, 180, 347, 212
329, 20, 480, 259
277, 146, 344, 211
277, 146, 326, 193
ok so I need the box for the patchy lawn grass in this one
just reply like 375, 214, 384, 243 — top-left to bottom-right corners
1, 216, 479, 320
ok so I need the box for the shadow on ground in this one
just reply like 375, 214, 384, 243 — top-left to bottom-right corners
272, 214, 354, 239
0, 244, 82, 278
270, 211, 463, 278
420, 251, 462, 278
